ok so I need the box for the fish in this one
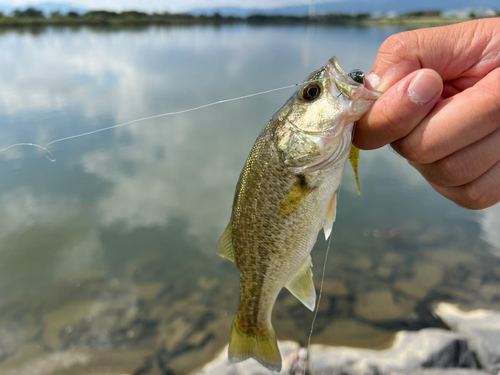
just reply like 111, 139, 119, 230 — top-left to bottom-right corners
217, 56, 381, 372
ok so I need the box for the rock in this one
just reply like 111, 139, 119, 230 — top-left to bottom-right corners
354, 289, 415, 322
197, 276, 218, 291
493, 266, 500, 279
281, 294, 302, 308
417, 226, 448, 245
376, 252, 406, 279
317, 280, 349, 297
194, 340, 300, 374
380, 252, 406, 266
0, 347, 91, 375
156, 317, 193, 352
394, 281, 429, 300
274, 318, 308, 344
310, 328, 476, 375
464, 276, 483, 290
394, 262, 444, 300
480, 284, 500, 300
435, 302, 500, 374
120, 305, 139, 327
194, 329, 478, 375
0, 314, 41, 360
413, 262, 444, 287
187, 330, 211, 347
0, 343, 45, 370
313, 319, 394, 349
432, 286, 474, 302
423, 249, 478, 269
135, 282, 165, 302
376, 265, 393, 279
348, 253, 373, 272
168, 314, 233, 374
149, 305, 173, 321
42, 299, 94, 349
410, 370, 491, 375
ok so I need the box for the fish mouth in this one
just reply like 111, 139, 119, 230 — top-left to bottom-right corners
326, 56, 381, 102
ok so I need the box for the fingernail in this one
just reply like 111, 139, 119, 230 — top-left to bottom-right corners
366, 73, 380, 90
408, 71, 442, 104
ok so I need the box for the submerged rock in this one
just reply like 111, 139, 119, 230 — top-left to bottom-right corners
42, 299, 95, 349
394, 262, 444, 301
135, 282, 166, 302
318, 280, 349, 297
313, 319, 394, 349
423, 249, 478, 269
354, 289, 415, 322
0, 347, 91, 375
435, 302, 500, 375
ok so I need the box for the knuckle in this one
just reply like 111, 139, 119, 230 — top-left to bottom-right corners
378, 31, 420, 66
433, 156, 471, 186
461, 182, 496, 210
460, 162, 500, 210
393, 127, 433, 164
380, 32, 413, 57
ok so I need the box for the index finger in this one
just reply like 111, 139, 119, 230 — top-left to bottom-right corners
369, 18, 500, 92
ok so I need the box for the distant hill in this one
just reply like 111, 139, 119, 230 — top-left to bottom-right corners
190, 0, 500, 16
0, 2, 87, 16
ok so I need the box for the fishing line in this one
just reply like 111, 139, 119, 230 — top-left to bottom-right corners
0, 82, 314, 162
305, 223, 333, 374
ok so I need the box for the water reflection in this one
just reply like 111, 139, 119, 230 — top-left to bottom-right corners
0, 25, 499, 374
481, 204, 500, 254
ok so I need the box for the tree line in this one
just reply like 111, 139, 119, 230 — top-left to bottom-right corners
0, 7, 495, 27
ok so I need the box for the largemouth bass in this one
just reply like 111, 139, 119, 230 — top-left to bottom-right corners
217, 57, 380, 371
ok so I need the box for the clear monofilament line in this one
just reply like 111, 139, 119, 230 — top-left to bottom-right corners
0, 83, 305, 162
305, 231, 333, 373
0, 143, 56, 162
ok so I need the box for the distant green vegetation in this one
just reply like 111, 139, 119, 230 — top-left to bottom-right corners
0, 7, 497, 28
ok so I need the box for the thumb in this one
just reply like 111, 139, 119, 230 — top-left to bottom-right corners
354, 69, 443, 150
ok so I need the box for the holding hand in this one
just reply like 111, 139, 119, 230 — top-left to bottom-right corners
355, 18, 500, 209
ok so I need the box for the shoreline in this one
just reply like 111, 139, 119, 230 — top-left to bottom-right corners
0, 15, 487, 29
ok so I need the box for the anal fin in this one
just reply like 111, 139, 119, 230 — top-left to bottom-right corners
217, 223, 235, 263
323, 191, 337, 240
286, 256, 316, 311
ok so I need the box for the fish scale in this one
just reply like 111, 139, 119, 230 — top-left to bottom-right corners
217, 56, 381, 372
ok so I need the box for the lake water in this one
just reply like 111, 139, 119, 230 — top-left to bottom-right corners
0, 24, 499, 374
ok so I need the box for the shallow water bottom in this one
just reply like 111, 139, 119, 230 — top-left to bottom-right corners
1, 219, 499, 375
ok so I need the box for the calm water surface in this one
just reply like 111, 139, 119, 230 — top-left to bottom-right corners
0, 25, 499, 374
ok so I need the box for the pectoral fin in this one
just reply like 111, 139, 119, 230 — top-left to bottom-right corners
277, 176, 314, 217
323, 191, 337, 240
349, 144, 361, 195
217, 223, 235, 263
286, 256, 316, 311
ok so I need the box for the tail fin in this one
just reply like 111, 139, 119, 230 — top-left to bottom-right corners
228, 317, 282, 372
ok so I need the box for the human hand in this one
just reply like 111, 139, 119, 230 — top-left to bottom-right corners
354, 18, 500, 209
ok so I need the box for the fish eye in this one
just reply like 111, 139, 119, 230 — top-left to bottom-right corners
348, 69, 365, 85
301, 82, 322, 101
